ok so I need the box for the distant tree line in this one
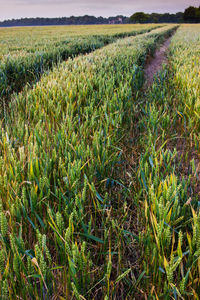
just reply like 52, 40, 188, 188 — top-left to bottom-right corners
0, 15, 128, 27
0, 6, 199, 27
130, 6, 200, 23
129, 12, 183, 23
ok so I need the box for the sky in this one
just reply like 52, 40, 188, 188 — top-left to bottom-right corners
0, 0, 199, 21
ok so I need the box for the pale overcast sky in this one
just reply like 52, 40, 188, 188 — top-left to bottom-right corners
0, 0, 199, 21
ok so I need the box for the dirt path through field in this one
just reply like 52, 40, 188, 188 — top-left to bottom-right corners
144, 37, 172, 86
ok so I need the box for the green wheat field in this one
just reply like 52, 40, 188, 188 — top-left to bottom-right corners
0, 23, 200, 299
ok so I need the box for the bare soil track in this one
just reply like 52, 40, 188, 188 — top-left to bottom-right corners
144, 35, 200, 201
121, 37, 173, 298
144, 37, 172, 86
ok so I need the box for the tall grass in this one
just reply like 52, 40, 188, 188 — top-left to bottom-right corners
0, 25, 176, 299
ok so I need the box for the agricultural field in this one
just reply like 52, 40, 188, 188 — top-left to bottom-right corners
0, 24, 162, 100
0, 23, 199, 299
0, 24, 161, 57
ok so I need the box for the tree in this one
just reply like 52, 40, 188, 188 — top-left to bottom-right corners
129, 11, 184, 24
129, 12, 150, 23
183, 6, 200, 23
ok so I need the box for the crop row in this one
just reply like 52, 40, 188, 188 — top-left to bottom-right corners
136, 25, 200, 298
0, 25, 176, 299
0, 24, 161, 57
0, 25, 163, 100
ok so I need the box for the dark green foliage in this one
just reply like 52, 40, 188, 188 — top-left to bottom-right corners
183, 6, 200, 23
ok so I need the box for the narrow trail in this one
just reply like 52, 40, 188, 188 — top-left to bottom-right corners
128, 29, 200, 298
118, 36, 174, 298
144, 37, 172, 86
144, 34, 200, 199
